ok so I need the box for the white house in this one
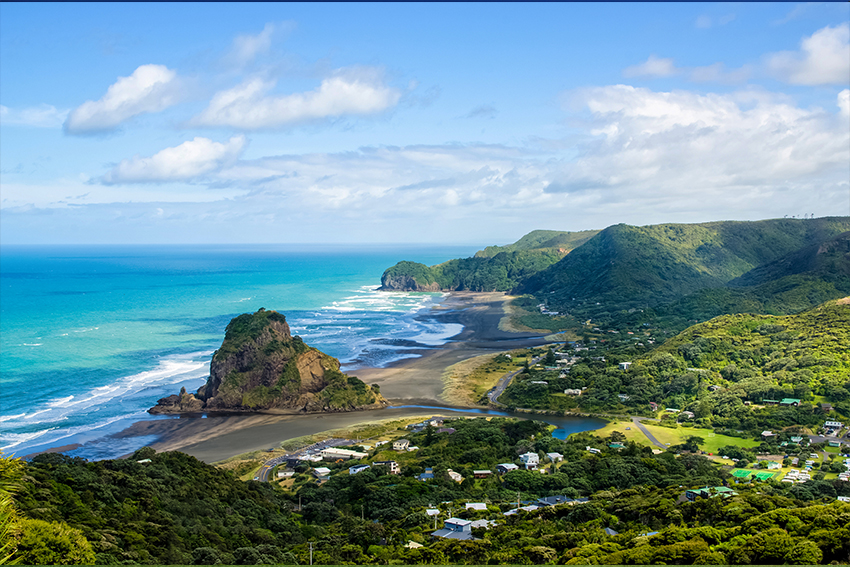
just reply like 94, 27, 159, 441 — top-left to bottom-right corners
618, 362, 632, 370
431, 518, 475, 541
349, 464, 370, 475
312, 467, 331, 480
393, 439, 410, 451
321, 447, 368, 460
497, 463, 519, 474
373, 460, 400, 474
546, 452, 563, 462
446, 469, 463, 483
564, 388, 582, 396
465, 502, 487, 511
519, 452, 540, 470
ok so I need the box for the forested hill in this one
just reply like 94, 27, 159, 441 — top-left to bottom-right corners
379, 229, 598, 291
515, 217, 850, 312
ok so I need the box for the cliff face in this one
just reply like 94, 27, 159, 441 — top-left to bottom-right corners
150, 309, 387, 414
380, 272, 445, 292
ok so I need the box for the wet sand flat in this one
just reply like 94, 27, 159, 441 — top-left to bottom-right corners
106, 292, 550, 462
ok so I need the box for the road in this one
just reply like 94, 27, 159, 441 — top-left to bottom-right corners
631, 417, 667, 450
488, 354, 545, 406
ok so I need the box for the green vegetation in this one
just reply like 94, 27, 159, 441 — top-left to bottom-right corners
500, 299, 850, 438
6, 417, 850, 565
380, 229, 598, 292
517, 218, 850, 320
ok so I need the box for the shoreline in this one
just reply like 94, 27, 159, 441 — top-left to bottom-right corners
24, 291, 559, 463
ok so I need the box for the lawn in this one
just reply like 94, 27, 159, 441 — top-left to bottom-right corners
639, 423, 760, 453
594, 419, 654, 445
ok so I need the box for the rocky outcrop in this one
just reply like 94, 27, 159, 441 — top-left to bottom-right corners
380, 273, 445, 292
150, 309, 387, 414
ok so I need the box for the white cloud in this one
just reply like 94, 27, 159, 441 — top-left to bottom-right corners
0, 104, 68, 128
623, 55, 678, 78
65, 64, 181, 133
555, 85, 848, 213
224, 22, 293, 67
102, 136, 246, 184
839, 89, 850, 117
766, 23, 850, 85
696, 15, 713, 29
192, 67, 401, 129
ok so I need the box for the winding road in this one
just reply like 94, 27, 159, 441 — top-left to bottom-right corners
488, 354, 545, 405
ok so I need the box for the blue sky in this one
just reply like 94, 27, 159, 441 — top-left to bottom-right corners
1, 2, 848, 245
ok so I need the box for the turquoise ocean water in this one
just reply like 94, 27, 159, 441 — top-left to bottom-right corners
0, 244, 480, 458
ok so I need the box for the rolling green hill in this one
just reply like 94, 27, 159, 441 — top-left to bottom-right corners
379, 229, 598, 292
516, 218, 850, 314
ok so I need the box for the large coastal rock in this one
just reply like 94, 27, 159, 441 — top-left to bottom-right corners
150, 309, 387, 414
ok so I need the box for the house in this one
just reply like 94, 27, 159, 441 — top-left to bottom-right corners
618, 362, 632, 370
312, 467, 331, 480
829, 441, 842, 448
546, 452, 563, 462
320, 447, 368, 461
503, 505, 540, 516
708, 385, 721, 392
437, 427, 456, 434
469, 519, 496, 530
373, 460, 400, 474
519, 452, 540, 470
820, 403, 833, 413
617, 394, 631, 402
604, 528, 619, 536
497, 463, 519, 474
761, 430, 776, 438
349, 464, 370, 475
608, 442, 625, 450
766, 461, 782, 470
425, 508, 440, 516
564, 388, 582, 396
473, 470, 493, 479
762, 399, 779, 405
665, 408, 681, 413
790, 436, 804, 444
530, 381, 549, 385
431, 518, 475, 541
465, 502, 487, 511
586, 446, 601, 454
684, 486, 737, 501
405, 541, 423, 549
679, 411, 695, 420
393, 439, 410, 451
825, 420, 844, 428
446, 469, 463, 483
417, 467, 435, 481
838, 496, 850, 503
277, 470, 294, 479
780, 398, 801, 407
649, 402, 658, 411
537, 495, 573, 507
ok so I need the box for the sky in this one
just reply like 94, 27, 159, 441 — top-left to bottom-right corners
1, 2, 848, 245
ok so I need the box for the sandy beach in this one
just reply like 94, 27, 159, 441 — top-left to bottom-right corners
65, 292, 551, 463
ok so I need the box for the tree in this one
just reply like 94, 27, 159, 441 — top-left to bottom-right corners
13, 519, 95, 565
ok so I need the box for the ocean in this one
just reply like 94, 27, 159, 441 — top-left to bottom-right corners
0, 244, 480, 459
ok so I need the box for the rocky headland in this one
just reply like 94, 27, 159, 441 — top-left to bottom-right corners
150, 308, 387, 414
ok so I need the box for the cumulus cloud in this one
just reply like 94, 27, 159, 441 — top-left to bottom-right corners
65, 64, 181, 133
554, 85, 848, 216
0, 104, 68, 127
623, 55, 678, 78
839, 89, 850, 117
192, 67, 401, 129
102, 136, 246, 184
766, 23, 850, 85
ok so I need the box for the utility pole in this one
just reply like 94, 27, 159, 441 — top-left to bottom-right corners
517, 491, 520, 510
309, 542, 313, 566
361, 504, 364, 521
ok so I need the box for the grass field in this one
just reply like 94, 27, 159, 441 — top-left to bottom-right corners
596, 420, 761, 454
442, 350, 532, 406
